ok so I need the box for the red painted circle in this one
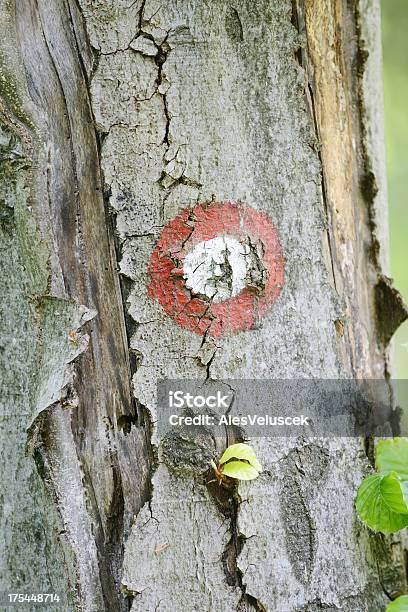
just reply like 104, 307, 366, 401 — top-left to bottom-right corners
147, 201, 284, 338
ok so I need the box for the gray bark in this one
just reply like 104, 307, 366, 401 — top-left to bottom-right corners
1, 0, 407, 611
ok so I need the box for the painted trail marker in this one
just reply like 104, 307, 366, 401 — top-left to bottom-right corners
148, 201, 284, 338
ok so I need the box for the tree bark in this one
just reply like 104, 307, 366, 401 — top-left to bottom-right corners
1, 0, 407, 610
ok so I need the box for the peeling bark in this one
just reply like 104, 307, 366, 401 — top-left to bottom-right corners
1, 0, 151, 609
1, 1, 407, 611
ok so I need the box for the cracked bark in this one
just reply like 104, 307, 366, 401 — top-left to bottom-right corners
1, 0, 407, 611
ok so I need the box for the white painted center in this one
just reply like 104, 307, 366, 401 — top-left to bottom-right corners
183, 235, 252, 303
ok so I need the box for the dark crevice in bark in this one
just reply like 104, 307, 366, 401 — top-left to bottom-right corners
139, 0, 147, 31
227, 498, 266, 612
294, 598, 338, 611
364, 434, 376, 468
97, 161, 156, 479
75, 0, 156, 438
155, 37, 171, 148
67, 0, 94, 84
72, 0, 157, 564
204, 463, 266, 611
375, 276, 408, 347
102, 196, 155, 437
225, 8, 244, 43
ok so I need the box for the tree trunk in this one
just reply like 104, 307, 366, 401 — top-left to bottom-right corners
1, 0, 407, 610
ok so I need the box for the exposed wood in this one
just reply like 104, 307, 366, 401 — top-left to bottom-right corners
302, 0, 384, 381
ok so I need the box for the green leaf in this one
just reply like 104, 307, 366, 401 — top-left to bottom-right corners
356, 472, 408, 533
221, 461, 260, 480
381, 472, 408, 514
219, 443, 262, 472
386, 595, 408, 611
376, 439, 408, 478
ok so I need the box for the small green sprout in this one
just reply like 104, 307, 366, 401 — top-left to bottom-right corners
210, 443, 262, 485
